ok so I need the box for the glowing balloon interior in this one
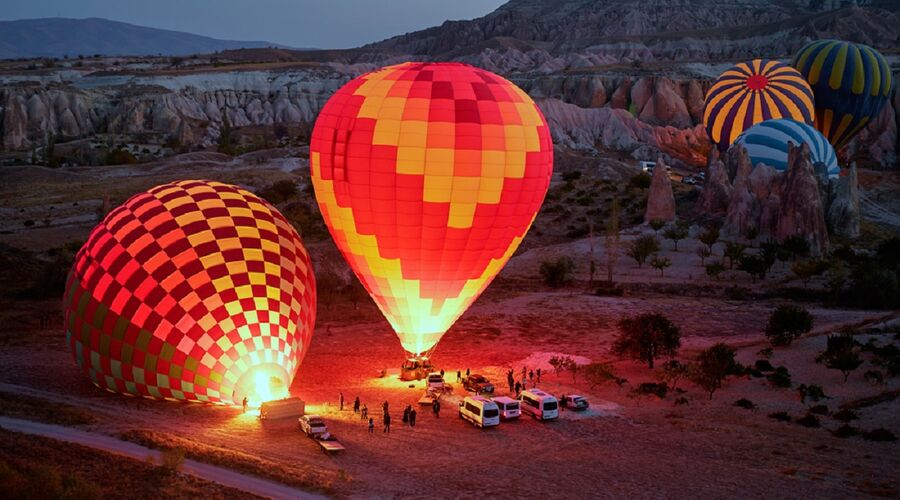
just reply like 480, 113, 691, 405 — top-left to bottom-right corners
792, 39, 892, 150
310, 62, 553, 358
63, 180, 316, 405
704, 59, 815, 150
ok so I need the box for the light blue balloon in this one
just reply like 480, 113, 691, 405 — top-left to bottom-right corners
734, 119, 840, 179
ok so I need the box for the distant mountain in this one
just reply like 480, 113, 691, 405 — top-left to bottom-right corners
0, 17, 293, 59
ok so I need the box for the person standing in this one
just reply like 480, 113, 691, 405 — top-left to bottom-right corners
339, 392, 344, 411
529, 369, 534, 384
353, 396, 360, 413
514, 381, 521, 397
432, 398, 440, 417
368, 417, 374, 433
242, 396, 248, 414
383, 412, 391, 433
507, 371, 514, 393
402, 405, 410, 425
382, 400, 389, 415
521, 366, 526, 382
466, 368, 470, 378
537, 368, 542, 384
409, 408, 417, 427
440, 369, 445, 379
361, 404, 368, 420
456, 370, 461, 382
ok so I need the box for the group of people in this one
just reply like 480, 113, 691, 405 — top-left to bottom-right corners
506, 366, 541, 396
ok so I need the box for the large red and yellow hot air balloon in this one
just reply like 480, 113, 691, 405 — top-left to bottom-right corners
64, 180, 316, 405
310, 62, 553, 360
704, 59, 815, 150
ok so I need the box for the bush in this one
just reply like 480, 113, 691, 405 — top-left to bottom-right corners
104, 147, 138, 165
863, 369, 885, 385
734, 398, 756, 409
738, 254, 769, 282
832, 409, 859, 422
674, 396, 689, 406
816, 332, 862, 382
628, 172, 651, 189
699, 226, 719, 252
705, 261, 725, 280
594, 282, 624, 296
862, 428, 897, 442
656, 359, 689, 391
689, 343, 737, 399
766, 366, 792, 388
797, 384, 828, 404
626, 235, 660, 268
754, 359, 774, 372
724, 286, 748, 300
160, 447, 185, 474
649, 219, 666, 232
540, 257, 575, 288
613, 313, 681, 368
795, 414, 820, 428
650, 256, 672, 276
831, 424, 858, 438
634, 382, 668, 398
765, 304, 813, 346
768, 411, 791, 422
723, 242, 747, 270
782, 235, 810, 259
582, 362, 618, 389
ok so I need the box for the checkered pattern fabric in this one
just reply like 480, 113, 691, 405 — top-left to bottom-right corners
310, 62, 552, 357
63, 180, 316, 404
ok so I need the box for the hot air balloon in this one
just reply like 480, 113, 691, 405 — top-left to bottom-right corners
310, 62, 553, 363
63, 180, 316, 405
704, 59, 815, 150
734, 119, 839, 179
792, 39, 892, 150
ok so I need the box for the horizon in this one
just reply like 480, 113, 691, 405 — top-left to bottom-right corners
0, 0, 507, 49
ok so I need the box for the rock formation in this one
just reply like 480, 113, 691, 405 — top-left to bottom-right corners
696, 148, 732, 216
644, 157, 676, 223
723, 147, 757, 238
826, 162, 860, 238
775, 144, 830, 256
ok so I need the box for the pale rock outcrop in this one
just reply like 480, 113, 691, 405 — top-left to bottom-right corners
696, 148, 732, 215
723, 146, 756, 238
776, 143, 829, 256
826, 162, 860, 238
644, 156, 676, 223
747, 163, 782, 236
639, 77, 692, 129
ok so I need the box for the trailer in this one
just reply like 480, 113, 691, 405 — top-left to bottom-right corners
258, 397, 305, 420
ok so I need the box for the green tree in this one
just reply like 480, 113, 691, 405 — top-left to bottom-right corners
791, 259, 826, 287
649, 219, 666, 233
817, 333, 862, 382
613, 313, 681, 368
765, 304, 813, 346
705, 261, 725, 280
696, 246, 712, 265
540, 257, 575, 288
626, 235, 660, 268
738, 254, 768, 282
650, 256, 672, 277
662, 222, 689, 251
724, 242, 747, 270
699, 226, 720, 253
782, 235, 810, 260
690, 343, 737, 399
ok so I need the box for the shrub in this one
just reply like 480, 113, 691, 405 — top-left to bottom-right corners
705, 261, 725, 280
734, 398, 756, 409
160, 447, 185, 474
832, 409, 858, 423
765, 304, 813, 346
831, 425, 858, 438
724, 286, 748, 300
582, 362, 618, 389
613, 313, 681, 368
808, 404, 829, 415
768, 411, 791, 422
656, 359, 689, 391
782, 235, 810, 259
738, 254, 768, 282
862, 428, 897, 442
104, 147, 137, 165
628, 172, 651, 189
662, 222, 689, 251
674, 396, 689, 406
649, 219, 666, 232
816, 332, 862, 382
754, 359, 775, 372
689, 343, 737, 399
723, 242, 747, 270
791, 259, 827, 286
626, 235, 660, 268
539, 257, 575, 288
699, 226, 719, 252
795, 414, 820, 428
797, 384, 828, 405
766, 366, 792, 388
650, 256, 672, 277
863, 369, 884, 385
696, 246, 712, 265
634, 382, 668, 398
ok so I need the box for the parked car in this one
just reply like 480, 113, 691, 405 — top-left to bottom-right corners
561, 394, 590, 411
462, 374, 495, 394
426, 372, 445, 392
298, 415, 328, 436
458, 396, 501, 428
682, 176, 697, 185
519, 389, 559, 420
490, 396, 521, 419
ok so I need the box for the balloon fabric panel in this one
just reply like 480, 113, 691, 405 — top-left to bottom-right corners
734, 119, 839, 179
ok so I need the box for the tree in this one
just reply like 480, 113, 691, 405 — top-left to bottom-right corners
696, 246, 712, 265
583, 362, 618, 388
549, 355, 574, 377
540, 257, 575, 288
649, 219, 666, 233
797, 384, 829, 406
699, 226, 720, 253
816, 333, 862, 382
217, 108, 234, 155
782, 235, 810, 260
656, 359, 689, 391
626, 235, 660, 268
662, 222, 689, 251
743, 226, 759, 244
690, 343, 737, 399
791, 259, 825, 287
723, 242, 747, 270
765, 304, 813, 346
738, 254, 768, 282
613, 313, 681, 368
705, 261, 725, 280
650, 256, 672, 277
604, 198, 621, 283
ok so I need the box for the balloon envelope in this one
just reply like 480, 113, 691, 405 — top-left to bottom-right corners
310, 62, 553, 358
792, 39, 892, 150
704, 59, 815, 150
734, 119, 839, 179
64, 180, 316, 404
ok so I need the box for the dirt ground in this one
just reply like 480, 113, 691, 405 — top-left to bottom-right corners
1, 156, 898, 498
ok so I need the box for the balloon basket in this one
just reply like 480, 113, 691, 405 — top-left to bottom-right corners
399, 350, 436, 381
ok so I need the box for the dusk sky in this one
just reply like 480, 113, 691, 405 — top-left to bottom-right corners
0, 0, 507, 49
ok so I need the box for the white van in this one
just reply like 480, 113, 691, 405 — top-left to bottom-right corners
519, 389, 559, 420
458, 396, 500, 428
491, 396, 521, 420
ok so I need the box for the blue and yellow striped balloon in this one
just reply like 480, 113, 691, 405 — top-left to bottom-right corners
734, 119, 839, 179
792, 40, 892, 150
703, 59, 815, 151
